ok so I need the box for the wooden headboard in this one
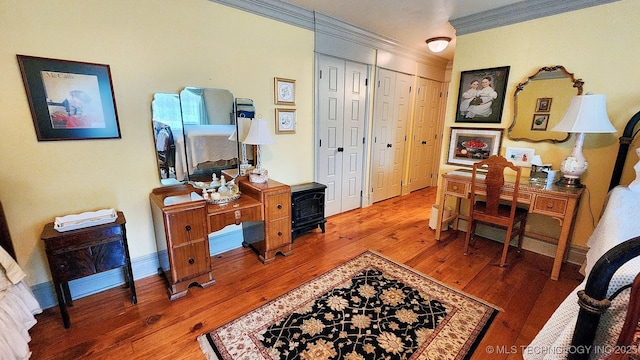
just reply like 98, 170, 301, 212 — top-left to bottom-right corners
609, 110, 640, 190
0, 201, 17, 260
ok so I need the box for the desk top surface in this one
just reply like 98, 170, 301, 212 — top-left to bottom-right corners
444, 169, 583, 197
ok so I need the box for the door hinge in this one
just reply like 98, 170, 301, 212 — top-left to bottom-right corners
365, 78, 368, 86
319, 70, 323, 79
319, 139, 322, 147
439, 91, 443, 97
362, 137, 365, 144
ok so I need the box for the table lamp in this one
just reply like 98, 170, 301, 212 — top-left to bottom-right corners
242, 117, 275, 183
228, 117, 253, 175
551, 94, 616, 187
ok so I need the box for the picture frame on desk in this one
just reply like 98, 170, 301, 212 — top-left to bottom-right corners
447, 127, 503, 167
17, 55, 121, 141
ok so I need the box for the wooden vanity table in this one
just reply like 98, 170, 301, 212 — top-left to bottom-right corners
150, 176, 291, 300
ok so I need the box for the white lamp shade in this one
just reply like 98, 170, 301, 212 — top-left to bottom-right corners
243, 117, 275, 145
426, 37, 451, 53
551, 94, 616, 133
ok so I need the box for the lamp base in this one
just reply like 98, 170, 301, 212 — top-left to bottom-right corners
555, 176, 584, 188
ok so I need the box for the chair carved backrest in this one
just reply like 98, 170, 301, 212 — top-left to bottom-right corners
470, 155, 522, 220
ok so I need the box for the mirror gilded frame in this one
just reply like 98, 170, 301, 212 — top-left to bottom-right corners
507, 65, 584, 143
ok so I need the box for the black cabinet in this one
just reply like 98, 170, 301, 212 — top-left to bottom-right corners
291, 182, 327, 240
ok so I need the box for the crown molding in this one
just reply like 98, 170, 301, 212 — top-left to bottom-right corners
209, 0, 315, 30
208, 0, 448, 66
451, 0, 620, 35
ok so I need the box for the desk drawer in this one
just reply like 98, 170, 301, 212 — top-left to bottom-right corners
532, 195, 567, 216
445, 180, 468, 196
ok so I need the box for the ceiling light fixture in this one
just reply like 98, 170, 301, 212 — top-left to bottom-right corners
425, 36, 451, 53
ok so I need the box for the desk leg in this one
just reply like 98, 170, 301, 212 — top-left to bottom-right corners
435, 189, 447, 241
550, 199, 579, 280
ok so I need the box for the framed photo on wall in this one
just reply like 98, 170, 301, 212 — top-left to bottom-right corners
17, 55, 121, 141
531, 114, 550, 131
455, 66, 510, 124
447, 127, 503, 167
274, 77, 295, 105
275, 108, 296, 134
535, 97, 552, 112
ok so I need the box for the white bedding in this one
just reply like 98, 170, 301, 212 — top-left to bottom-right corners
0, 246, 42, 360
525, 186, 640, 359
174, 124, 238, 180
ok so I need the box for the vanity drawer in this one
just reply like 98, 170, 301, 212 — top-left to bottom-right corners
265, 192, 291, 220
532, 195, 568, 216
445, 180, 468, 196
208, 205, 262, 232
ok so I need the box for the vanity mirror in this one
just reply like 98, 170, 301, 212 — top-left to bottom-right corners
151, 88, 254, 184
508, 65, 584, 143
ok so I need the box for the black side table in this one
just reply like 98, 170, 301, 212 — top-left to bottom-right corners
291, 182, 327, 240
40, 211, 136, 328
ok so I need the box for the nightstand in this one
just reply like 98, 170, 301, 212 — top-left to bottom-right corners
40, 211, 136, 328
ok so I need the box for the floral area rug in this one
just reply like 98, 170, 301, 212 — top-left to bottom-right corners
198, 250, 498, 360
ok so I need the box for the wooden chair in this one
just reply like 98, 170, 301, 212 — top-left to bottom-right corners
464, 155, 528, 267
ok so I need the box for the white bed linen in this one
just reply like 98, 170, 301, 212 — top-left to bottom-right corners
0, 246, 42, 360
525, 186, 640, 359
174, 125, 237, 180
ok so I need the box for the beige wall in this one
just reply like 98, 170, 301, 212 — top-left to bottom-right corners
0, 0, 314, 285
443, 0, 640, 248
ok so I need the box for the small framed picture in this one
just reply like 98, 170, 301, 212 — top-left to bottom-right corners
535, 97, 552, 112
505, 147, 535, 167
17, 55, 121, 141
531, 114, 550, 131
274, 77, 295, 105
447, 127, 503, 167
275, 108, 296, 134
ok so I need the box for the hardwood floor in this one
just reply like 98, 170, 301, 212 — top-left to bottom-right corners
28, 187, 584, 359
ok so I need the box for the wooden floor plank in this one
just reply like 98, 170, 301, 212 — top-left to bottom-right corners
27, 187, 583, 359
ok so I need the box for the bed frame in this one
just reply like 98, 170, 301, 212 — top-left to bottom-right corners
0, 201, 16, 260
569, 111, 640, 360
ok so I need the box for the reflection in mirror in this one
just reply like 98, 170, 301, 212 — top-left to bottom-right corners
151, 93, 182, 184
179, 88, 238, 182
151, 88, 257, 185
508, 65, 584, 143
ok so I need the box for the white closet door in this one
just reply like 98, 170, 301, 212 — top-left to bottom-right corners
316, 54, 368, 217
340, 61, 367, 213
371, 68, 412, 203
409, 77, 441, 191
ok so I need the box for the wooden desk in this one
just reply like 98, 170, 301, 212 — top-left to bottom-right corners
435, 170, 583, 280
150, 177, 291, 300
41, 211, 136, 328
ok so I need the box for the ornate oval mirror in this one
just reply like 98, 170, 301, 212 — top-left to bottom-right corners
507, 65, 583, 143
